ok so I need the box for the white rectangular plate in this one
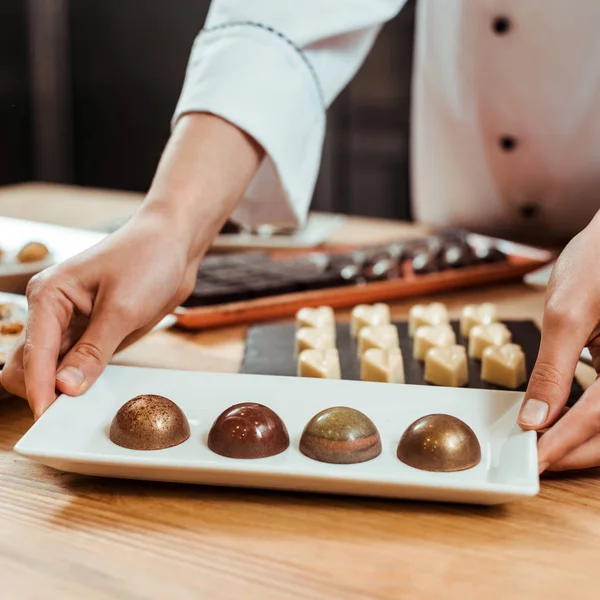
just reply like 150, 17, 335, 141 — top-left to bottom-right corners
14, 365, 539, 505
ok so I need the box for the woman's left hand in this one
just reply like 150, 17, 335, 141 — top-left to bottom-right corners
518, 210, 600, 472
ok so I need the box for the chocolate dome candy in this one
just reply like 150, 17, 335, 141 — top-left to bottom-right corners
109, 395, 191, 450
207, 403, 290, 459
300, 407, 382, 464
439, 243, 476, 270
473, 244, 506, 264
17, 241, 50, 263
397, 414, 481, 472
411, 251, 440, 275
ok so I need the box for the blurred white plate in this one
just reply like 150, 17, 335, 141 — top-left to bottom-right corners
212, 213, 347, 250
523, 261, 555, 289
0, 217, 106, 293
15, 365, 539, 505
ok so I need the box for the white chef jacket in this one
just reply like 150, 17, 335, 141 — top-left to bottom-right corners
173, 0, 600, 243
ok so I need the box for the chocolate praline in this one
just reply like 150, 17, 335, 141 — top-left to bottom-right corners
109, 395, 191, 451
397, 414, 481, 472
17, 241, 50, 263
439, 243, 476, 269
411, 251, 440, 275
300, 406, 382, 464
473, 245, 507, 264
207, 402, 290, 459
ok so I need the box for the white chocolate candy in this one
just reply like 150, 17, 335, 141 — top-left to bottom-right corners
481, 344, 526, 389
424, 345, 468, 387
295, 327, 336, 356
460, 303, 498, 337
357, 324, 399, 356
413, 324, 456, 360
295, 306, 335, 332
468, 323, 512, 359
408, 302, 449, 336
297, 348, 341, 379
350, 303, 391, 337
361, 348, 405, 384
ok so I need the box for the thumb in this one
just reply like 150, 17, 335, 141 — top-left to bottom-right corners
55, 306, 132, 397
518, 310, 584, 431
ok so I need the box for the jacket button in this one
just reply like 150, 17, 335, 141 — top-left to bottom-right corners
520, 203, 540, 219
499, 136, 518, 151
492, 16, 511, 34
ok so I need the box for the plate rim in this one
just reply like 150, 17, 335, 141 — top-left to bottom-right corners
13, 365, 540, 501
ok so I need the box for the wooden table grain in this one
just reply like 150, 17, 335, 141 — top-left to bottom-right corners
1, 184, 599, 600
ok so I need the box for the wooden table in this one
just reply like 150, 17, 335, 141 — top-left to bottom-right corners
1, 183, 599, 599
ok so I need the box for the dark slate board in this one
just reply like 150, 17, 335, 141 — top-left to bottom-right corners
241, 320, 583, 407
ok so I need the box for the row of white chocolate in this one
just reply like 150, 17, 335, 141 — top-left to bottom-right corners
296, 345, 406, 384
419, 342, 526, 389
295, 306, 340, 379
296, 301, 499, 339
294, 303, 526, 389
410, 303, 526, 388
412, 322, 511, 360
408, 301, 498, 337
295, 305, 404, 383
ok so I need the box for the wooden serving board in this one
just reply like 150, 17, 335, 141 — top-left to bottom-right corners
175, 254, 550, 330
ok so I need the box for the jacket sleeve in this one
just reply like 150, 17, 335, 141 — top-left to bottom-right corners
172, 0, 407, 228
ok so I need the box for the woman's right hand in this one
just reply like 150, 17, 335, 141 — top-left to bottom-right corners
1, 207, 201, 419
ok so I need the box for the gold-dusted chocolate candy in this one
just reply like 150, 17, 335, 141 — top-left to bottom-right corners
109, 395, 191, 450
17, 241, 50, 264
397, 414, 481, 472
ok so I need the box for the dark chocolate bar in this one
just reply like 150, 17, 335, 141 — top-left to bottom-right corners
182, 231, 508, 308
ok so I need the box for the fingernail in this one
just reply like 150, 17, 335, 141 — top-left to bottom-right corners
538, 461, 550, 474
56, 366, 84, 389
519, 399, 549, 427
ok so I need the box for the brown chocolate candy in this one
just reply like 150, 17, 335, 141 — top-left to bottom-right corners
17, 241, 50, 263
411, 251, 440, 275
300, 406, 382, 464
207, 402, 290, 459
438, 243, 476, 270
0, 321, 24, 335
109, 395, 191, 451
473, 245, 507, 264
397, 414, 481, 472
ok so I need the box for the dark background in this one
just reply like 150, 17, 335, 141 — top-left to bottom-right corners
0, 0, 416, 220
